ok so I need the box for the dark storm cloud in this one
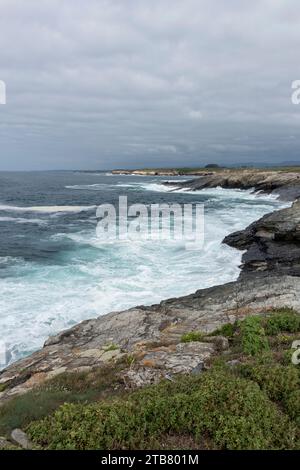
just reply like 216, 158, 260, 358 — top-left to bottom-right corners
0, 0, 300, 169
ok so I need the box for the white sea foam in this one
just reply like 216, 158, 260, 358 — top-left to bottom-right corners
117, 182, 179, 192
0, 216, 47, 225
138, 181, 280, 198
0, 256, 25, 266
0, 186, 288, 368
0, 204, 96, 213
116, 180, 289, 205
65, 184, 111, 190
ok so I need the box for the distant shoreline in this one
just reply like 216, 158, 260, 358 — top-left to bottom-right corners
110, 165, 300, 177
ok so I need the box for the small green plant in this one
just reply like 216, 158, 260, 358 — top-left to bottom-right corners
264, 309, 300, 335
0, 382, 8, 393
240, 362, 300, 422
276, 333, 294, 345
245, 364, 299, 400
209, 322, 237, 338
181, 331, 204, 343
285, 390, 300, 425
103, 343, 119, 352
240, 317, 269, 356
125, 354, 135, 367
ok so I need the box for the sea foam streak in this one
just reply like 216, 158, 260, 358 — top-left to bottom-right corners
116, 180, 285, 201
0, 216, 47, 224
0, 204, 96, 213
65, 184, 113, 191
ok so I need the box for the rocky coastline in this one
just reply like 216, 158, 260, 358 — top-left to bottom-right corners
0, 169, 300, 405
111, 168, 213, 176
164, 168, 300, 201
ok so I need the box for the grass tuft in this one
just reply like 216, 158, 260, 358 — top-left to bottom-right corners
181, 331, 204, 343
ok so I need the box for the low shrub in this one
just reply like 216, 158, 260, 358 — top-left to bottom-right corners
0, 364, 125, 436
264, 309, 300, 336
245, 364, 299, 401
181, 331, 204, 343
239, 362, 299, 423
240, 317, 269, 356
209, 322, 237, 338
285, 390, 300, 425
2, 311, 300, 450
27, 367, 298, 450
103, 343, 119, 352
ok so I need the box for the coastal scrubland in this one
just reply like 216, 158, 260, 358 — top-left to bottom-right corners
0, 308, 299, 450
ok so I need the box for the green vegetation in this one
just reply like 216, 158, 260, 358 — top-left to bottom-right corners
205, 164, 220, 168
240, 316, 270, 356
271, 166, 300, 173
241, 363, 299, 403
118, 165, 300, 175
172, 167, 209, 174
27, 368, 298, 450
209, 322, 238, 338
0, 308, 299, 450
103, 343, 119, 352
181, 331, 204, 342
0, 361, 127, 436
263, 308, 300, 335
0, 383, 8, 393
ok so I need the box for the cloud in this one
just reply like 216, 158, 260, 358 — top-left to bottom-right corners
0, 0, 300, 169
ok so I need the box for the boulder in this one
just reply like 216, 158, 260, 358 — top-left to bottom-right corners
11, 429, 32, 449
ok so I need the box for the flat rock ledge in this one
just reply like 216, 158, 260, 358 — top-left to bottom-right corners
164, 169, 300, 201
1, 273, 299, 403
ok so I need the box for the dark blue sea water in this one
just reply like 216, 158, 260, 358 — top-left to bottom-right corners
0, 171, 286, 367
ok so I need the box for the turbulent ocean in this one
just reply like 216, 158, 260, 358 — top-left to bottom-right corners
0, 171, 287, 368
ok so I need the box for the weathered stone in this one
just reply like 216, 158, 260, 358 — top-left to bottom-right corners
11, 429, 32, 449
124, 367, 164, 388
208, 336, 229, 351
191, 363, 204, 375
224, 200, 300, 278
227, 359, 242, 367
139, 342, 215, 375
46, 367, 67, 379
78, 348, 105, 359
101, 349, 124, 362
0, 437, 12, 449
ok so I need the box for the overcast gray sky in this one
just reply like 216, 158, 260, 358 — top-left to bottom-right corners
0, 0, 300, 170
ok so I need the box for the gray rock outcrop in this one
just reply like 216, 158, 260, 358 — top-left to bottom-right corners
165, 169, 300, 201
0, 169, 300, 404
224, 200, 300, 278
